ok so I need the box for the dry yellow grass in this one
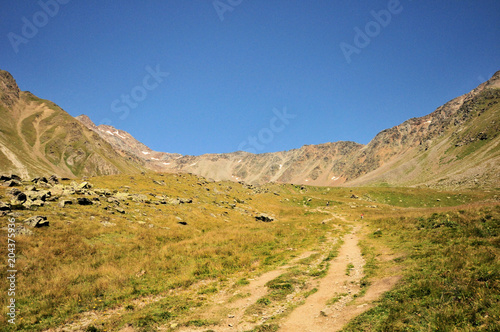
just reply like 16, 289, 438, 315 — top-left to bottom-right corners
0, 172, 497, 331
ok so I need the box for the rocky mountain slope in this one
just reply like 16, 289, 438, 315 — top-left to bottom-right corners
1, 67, 498, 188
75, 114, 182, 172
0, 70, 144, 179
78, 71, 500, 189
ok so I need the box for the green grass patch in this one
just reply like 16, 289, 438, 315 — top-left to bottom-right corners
327, 292, 349, 305
346, 262, 354, 276
343, 205, 500, 331
304, 287, 318, 298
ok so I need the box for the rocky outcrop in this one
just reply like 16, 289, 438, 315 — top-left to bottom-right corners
0, 69, 145, 178
75, 115, 181, 170
71, 71, 500, 189
24, 216, 49, 228
255, 213, 274, 222
0, 70, 20, 107
2, 67, 500, 189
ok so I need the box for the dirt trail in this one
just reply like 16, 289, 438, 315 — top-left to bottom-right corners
50, 212, 400, 332
278, 227, 364, 332
175, 250, 319, 332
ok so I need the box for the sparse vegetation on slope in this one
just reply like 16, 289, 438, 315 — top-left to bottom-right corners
0, 171, 498, 331
0, 173, 346, 330
0, 69, 144, 178
344, 205, 500, 331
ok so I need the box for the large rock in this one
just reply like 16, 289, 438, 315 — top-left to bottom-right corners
1, 174, 21, 183
62, 188, 76, 196
0, 175, 11, 182
0, 202, 11, 211
38, 181, 53, 189
77, 197, 93, 205
9, 190, 27, 210
48, 175, 59, 184
95, 189, 112, 196
10, 190, 27, 203
58, 199, 74, 208
78, 182, 92, 189
255, 214, 274, 222
26, 190, 50, 202
24, 216, 49, 228
32, 177, 48, 184
23, 200, 34, 210
130, 194, 149, 203
167, 198, 180, 205
9, 199, 25, 210
30, 200, 45, 208
107, 197, 120, 204
114, 206, 126, 214
114, 192, 130, 200
3, 180, 22, 187
23, 199, 45, 209
50, 184, 64, 195
7, 188, 22, 197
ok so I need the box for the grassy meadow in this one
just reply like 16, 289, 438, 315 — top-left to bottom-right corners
0, 172, 498, 331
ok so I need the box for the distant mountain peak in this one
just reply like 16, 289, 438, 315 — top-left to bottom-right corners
75, 114, 98, 131
1, 68, 498, 188
485, 70, 500, 89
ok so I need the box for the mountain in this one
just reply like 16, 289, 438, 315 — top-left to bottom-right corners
1, 68, 498, 188
75, 114, 182, 172
345, 71, 500, 188
0, 70, 144, 179
77, 71, 500, 189
77, 113, 366, 185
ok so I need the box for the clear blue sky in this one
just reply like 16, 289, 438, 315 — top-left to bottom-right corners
1, 1, 499, 155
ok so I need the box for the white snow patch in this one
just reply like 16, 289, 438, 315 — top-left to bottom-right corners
163, 162, 171, 165
114, 131, 126, 139
331, 176, 340, 181
142, 151, 151, 155
305, 179, 309, 182
151, 157, 159, 161
426, 120, 432, 124
190, 162, 197, 167
279, 164, 283, 169
106, 130, 114, 136
238, 160, 242, 163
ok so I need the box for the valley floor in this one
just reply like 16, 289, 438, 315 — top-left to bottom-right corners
0, 172, 498, 331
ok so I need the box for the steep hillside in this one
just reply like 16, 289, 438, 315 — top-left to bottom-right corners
2, 67, 498, 187
77, 113, 365, 186
79, 71, 500, 188
75, 115, 182, 172
0, 70, 144, 179
348, 72, 500, 188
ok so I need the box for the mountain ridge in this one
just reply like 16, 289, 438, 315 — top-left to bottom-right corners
76, 70, 500, 189
0, 69, 145, 179
0, 68, 498, 189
